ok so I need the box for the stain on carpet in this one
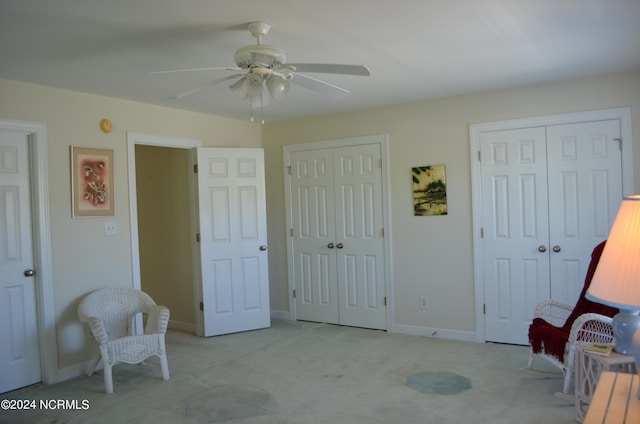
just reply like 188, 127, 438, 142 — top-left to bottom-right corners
184, 384, 278, 422
406, 371, 472, 395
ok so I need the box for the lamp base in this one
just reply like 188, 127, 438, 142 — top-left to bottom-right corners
633, 329, 640, 398
612, 309, 640, 354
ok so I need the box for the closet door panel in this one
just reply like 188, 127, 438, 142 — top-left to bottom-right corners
334, 144, 386, 330
480, 127, 550, 345
546, 120, 622, 304
290, 149, 339, 324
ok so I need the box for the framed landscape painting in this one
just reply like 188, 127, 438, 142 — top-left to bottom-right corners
71, 146, 114, 217
412, 164, 447, 216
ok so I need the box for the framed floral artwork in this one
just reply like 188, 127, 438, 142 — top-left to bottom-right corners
412, 164, 447, 216
71, 146, 114, 217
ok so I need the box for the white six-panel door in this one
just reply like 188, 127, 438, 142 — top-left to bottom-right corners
0, 131, 41, 393
196, 148, 270, 337
333, 144, 386, 329
480, 127, 551, 345
546, 120, 622, 305
480, 120, 622, 345
290, 148, 339, 324
289, 143, 386, 330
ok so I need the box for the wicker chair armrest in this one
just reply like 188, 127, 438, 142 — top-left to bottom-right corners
533, 299, 573, 327
86, 317, 109, 345
145, 305, 170, 334
568, 313, 614, 345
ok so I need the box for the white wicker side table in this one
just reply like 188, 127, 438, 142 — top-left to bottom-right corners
574, 345, 636, 423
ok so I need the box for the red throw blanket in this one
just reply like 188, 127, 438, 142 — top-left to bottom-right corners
528, 241, 618, 362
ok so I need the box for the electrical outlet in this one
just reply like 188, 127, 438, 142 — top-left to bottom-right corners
419, 296, 429, 309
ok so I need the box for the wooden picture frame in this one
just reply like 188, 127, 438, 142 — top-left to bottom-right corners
71, 146, 114, 217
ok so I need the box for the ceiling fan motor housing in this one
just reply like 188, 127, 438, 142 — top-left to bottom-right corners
235, 45, 286, 69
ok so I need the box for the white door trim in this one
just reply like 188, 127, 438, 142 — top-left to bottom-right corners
283, 134, 394, 331
469, 107, 634, 342
126, 133, 202, 334
0, 119, 57, 384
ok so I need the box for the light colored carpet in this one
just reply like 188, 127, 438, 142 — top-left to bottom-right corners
0, 318, 576, 423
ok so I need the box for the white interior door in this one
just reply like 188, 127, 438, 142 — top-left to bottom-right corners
289, 143, 386, 330
480, 127, 551, 345
196, 148, 270, 337
290, 148, 339, 324
480, 120, 623, 345
546, 120, 622, 305
334, 144, 386, 329
0, 131, 41, 393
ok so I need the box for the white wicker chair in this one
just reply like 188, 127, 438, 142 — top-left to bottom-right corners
523, 240, 617, 397
78, 287, 170, 394
524, 298, 614, 396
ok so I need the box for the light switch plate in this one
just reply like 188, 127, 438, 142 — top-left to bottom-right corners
104, 221, 118, 236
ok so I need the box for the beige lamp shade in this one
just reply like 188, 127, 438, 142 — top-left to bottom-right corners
587, 194, 640, 309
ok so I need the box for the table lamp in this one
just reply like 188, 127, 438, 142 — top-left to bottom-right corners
586, 194, 640, 393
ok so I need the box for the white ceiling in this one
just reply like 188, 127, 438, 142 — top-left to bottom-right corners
1, 0, 639, 123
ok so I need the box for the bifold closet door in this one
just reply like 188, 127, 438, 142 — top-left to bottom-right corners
480, 120, 622, 344
289, 144, 386, 329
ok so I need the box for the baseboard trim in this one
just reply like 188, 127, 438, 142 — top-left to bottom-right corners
270, 309, 290, 320
168, 320, 195, 333
393, 323, 477, 343
269, 312, 477, 343
47, 359, 95, 385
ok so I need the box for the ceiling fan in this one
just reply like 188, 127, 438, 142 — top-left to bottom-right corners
151, 21, 370, 122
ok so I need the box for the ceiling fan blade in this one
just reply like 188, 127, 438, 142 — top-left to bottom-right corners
291, 73, 350, 99
286, 64, 370, 76
150, 66, 241, 74
171, 74, 244, 99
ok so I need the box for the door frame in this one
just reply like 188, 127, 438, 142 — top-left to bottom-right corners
0, 119, 57, 384
469, 107, 634, 343
126, 132, 203, 335
283, 134, 394, 331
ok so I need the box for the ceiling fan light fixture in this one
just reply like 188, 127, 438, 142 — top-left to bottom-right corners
242, 73, 263, 97
229, 78, 247, 99
266, 75, 290, 100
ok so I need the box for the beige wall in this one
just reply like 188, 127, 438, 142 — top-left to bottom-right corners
0, 79, 260, 374
261, 71, 640, 334
1, 70, 639, 383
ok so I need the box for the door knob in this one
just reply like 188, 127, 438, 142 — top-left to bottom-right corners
538, 245, 547, 253
24, 269, 35, 277
552, 245, 561, 253
259, 245, 267, 251
336, 243, 344, 249
327, 243, 335, 248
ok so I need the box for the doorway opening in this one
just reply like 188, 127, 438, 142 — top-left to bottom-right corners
127, 133, 202, 335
